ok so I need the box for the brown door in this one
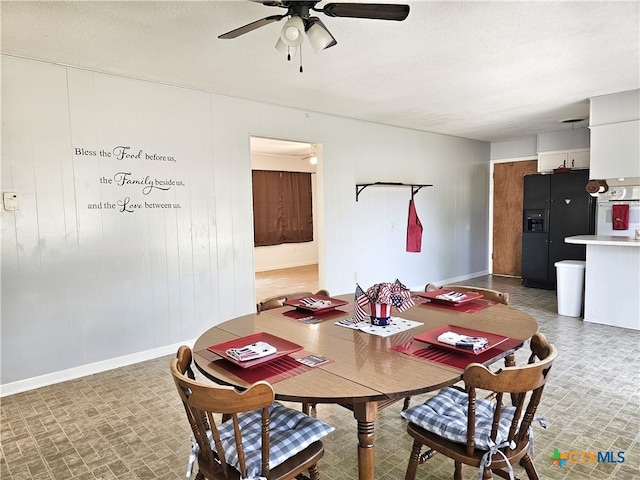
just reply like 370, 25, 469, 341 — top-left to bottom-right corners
492, 160, 538, 276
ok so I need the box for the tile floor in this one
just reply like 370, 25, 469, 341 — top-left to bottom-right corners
2, 275, 639, 479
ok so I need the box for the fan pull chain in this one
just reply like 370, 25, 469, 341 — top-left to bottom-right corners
299, 46, 304, 73
282, 45, 303, 73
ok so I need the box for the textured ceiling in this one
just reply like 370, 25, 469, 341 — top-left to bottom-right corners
251, 136, 315, 157
2, 0, 639, 151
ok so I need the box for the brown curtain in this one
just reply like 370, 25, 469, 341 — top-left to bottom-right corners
252, 170, 313, 246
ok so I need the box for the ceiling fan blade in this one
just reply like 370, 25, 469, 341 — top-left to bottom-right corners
322, 3, 410, 21
249, 0, 286, 5
218, 15, 285, 39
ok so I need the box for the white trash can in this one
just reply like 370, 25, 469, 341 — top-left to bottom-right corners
555, 260, 586, 317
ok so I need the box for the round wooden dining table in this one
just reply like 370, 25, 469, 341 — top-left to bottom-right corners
192, 293, 538, 480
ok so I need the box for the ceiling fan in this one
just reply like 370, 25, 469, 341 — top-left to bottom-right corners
219, 1, 410, 70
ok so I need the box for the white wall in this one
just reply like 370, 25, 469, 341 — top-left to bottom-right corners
537, 127, 590, 152
251, 152, 319, 272
490, 136, 537, 160
490, 128, 591, 161
1, 56, 490, 392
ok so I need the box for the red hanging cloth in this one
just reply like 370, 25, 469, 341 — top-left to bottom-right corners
406, 198, 423, 252
612, 204, 630, 230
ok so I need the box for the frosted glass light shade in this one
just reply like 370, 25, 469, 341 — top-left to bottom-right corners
279, 16, 305, 47
306, 22, 336, 53
275, 37, 299, 58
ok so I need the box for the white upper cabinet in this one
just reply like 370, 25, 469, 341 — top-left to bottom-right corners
568, 150, 591, 170
539, 152, 568, 171
537, 128, 590, 173
589, 120, 640, 179
538, 149, 590, 172
589, 90, 640, 180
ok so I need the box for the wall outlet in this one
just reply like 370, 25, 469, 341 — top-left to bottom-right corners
3, 192, 18, 211
353, 272, 358, 282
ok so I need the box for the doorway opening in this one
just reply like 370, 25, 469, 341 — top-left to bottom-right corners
250, 136, 324, 304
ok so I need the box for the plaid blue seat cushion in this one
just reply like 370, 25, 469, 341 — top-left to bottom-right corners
215, 402, 334, 479
400, 387, 516, 450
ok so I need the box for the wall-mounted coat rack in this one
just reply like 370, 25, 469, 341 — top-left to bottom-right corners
355, 182, 433, 201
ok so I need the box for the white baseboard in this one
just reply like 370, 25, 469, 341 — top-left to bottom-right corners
439, 270, 490, 286
0, 339, 195, 397
254, 261, 317, 273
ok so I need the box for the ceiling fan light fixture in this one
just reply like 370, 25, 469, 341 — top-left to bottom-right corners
275, 37, 299, 58
279, 15, 305, 47
308, 144, 318, 165
219, 2, 410, 70
306, 18, 337, 53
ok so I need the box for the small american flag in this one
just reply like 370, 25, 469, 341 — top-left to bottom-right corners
393, 279, 415, 312
353, 284, 370, 322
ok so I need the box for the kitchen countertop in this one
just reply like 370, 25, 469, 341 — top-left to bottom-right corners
565, 235, 640, 247
565, 234, 639, 330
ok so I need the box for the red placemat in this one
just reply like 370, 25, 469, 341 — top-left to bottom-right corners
263, 305, 353, 322
195, 349, 330, 384
207, 332, 303, 368
283, 295, 349, 313
417, 297, 495, 313
282, 307, 351, 323
413, 325, 509, 355
417, 289, 484, 306
391, 337, 522, 370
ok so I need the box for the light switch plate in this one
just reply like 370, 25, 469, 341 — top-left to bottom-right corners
3, 192, 18, 211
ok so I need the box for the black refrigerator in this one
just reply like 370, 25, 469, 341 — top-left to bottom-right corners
521, 170, 595, 289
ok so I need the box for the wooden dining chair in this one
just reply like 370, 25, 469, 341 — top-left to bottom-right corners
442, 284, 516, 369
256, 289, 330, 313
402, 283, 513, 411
171, 346, 333, 480
424, 282, 439, 292
401, 333, 556, 480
